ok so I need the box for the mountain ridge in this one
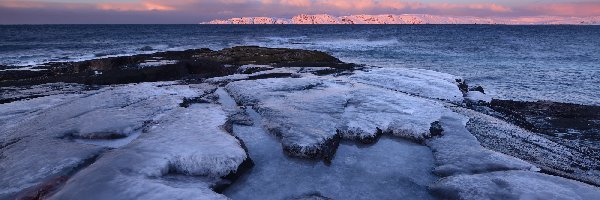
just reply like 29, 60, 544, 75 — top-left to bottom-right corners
203, 14, 600, 25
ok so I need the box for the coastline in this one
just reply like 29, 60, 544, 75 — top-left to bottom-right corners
1, 47, 598, 199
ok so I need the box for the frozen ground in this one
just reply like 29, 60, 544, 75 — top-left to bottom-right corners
0, 66, 598, 199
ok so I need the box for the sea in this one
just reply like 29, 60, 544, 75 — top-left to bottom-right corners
1, 25, 598, 105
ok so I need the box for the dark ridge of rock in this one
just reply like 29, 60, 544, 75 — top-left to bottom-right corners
469, 85, 485, 94
139, 46, 154, 51
179, 87, 219, 108
283, 133, 342, 165
0, 95, 48, 104
212, 135, 255, 193
180, 97, 212, 108
248, 72, 295, 80
429, 121, 444, 137
462, 110, 600, 186
489, 99, 600, 141
291, 193, 334, 200
14, 153, 103, 200
237, 65, 273, 74
0, 46, 355, 87
194, 46, 343, 67
0, 137, 24, 151
227, 110, 254, 127
14, 176, 69, 200
339, 128, 384, 144
63, 132, 128, 140
455, 79, 469, 95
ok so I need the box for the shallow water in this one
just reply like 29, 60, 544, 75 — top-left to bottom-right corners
1, 25, 599, 105
225, 108, 437, 200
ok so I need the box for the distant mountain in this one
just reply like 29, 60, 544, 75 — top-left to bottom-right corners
203, 14, 600, 25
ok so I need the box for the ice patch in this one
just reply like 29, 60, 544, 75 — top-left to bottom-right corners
138, 60, 178, 68
226, 75, 448, 160
452, 106, 600, 185
426, 112, 537, 176
0, 82, 215, 199
465, 91, 492, 104
351, 68, 464, 102
430, 170, 600, 200
50, 104, 247, 199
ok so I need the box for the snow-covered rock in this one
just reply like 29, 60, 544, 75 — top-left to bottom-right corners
453, 106, 600, 185
225, 75, 449, 160
430, 170, 600, 200
465, 91, 492, 104
49, 104, 247, 200
426, 112, 538, 176
3, 62, 599, 199
350, 68, 464, 103
0, 82, 219, 199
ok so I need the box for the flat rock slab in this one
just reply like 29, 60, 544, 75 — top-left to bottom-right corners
431, 170, 600, 200
225, 76, 447, 161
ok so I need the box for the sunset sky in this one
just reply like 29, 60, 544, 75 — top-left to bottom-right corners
1, 0, 599, 24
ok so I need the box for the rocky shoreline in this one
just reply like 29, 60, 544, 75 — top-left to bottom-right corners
1, 46, 599, 199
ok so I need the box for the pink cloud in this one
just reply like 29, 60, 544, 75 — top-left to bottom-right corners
96, 2, 176, 12
528, 2, 600, 17
1, 0, 599, 21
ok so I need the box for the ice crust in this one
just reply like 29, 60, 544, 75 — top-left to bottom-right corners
1, 66, 599, 199
465, 91, 492, 104
350, 68, 464, 102
452, 106, 600, 185
430, 170, 600, 200
426, 111, 537, 176
51, 104, 246, 200
225, 76, 447, 159
0, 82, 223, 199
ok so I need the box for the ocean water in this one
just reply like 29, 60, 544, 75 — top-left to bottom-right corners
1, 25, 598, 105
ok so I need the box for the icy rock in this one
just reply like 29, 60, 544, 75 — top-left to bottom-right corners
206, 68, 300, 85
0, 82, 89, 104
0, 139, 104, 199
350, 68, 464, 102
0, 82, 214, 199
50, 104, 247, 200
237, 64, 274, 74
430, 170, 600, 200
225, 76, 447, 160
426, 112, 537, 177
452, 106, 600, 185
465, 91, 492, 105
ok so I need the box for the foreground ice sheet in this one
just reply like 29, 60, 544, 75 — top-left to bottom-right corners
0, 82, 218, 199
225, 76, 447, 160
51, 103, 247, 200
1, 66, 599, 199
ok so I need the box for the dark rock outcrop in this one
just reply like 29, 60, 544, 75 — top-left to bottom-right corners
0, 46, 355, 87
490, 100, 600, 141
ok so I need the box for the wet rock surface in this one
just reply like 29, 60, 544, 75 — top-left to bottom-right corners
0, 46, 599, 199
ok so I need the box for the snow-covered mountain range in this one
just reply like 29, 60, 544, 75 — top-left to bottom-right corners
204, 14, 600, 25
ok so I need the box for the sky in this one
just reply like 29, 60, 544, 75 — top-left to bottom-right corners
0, 0, 599, 24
